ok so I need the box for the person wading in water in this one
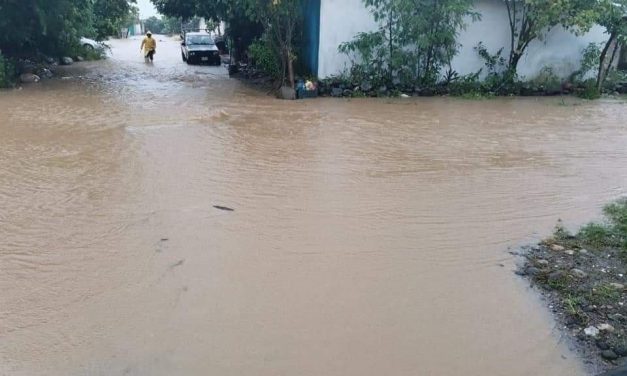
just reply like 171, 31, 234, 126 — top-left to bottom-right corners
140, 31, 157, 63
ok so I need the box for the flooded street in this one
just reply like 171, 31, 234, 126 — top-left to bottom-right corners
2, 36, 627, 376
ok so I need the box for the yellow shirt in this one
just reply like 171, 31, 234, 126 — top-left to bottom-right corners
142, 37, 156, 52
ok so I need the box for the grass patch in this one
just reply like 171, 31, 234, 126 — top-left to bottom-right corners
0, 53, 17, 88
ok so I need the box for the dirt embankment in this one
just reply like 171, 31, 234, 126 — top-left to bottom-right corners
518, 199, 627, 375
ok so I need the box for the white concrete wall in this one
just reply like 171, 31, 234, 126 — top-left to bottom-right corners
318, 0, 379, 78
318, 0, 609, 79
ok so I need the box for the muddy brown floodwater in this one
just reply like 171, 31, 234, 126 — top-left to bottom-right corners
2, 36, 627, 376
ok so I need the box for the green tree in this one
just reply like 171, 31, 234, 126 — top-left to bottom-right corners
340, 0, 478, 86
244, 0, 302, 88
502, 0, 597, 76
93, 0, 137, 40
143, 16, 166, 34
0, 0, 94, 56
592, 0, 627, 91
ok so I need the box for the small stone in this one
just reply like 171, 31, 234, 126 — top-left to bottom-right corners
579, 249, 589, 254
400, 93, 410, 98
610, 313, 625, 321
331, 87, 343, 97
571, 269, 588, 279
614, 345, 627, 357
19, 73, 40, 83
37, 68, 53, 79
598, 323, 615, 332
549, 271, 566, 282
610, 283, 625, 290
601, 350, 618, 360
526, 267, 541, 276
60, 57, 74, 65
536, 259, 550, 266
75, 56, 84, 62
597, 340, 610, 350
551, 244, 565, 252
584, 326, 600, 337
565, 250, 575, 255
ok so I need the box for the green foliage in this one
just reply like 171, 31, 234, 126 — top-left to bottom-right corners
529, 67, 561, 93
578, 79, 601, 99
579, 43, 602, 79
93, 0, 137, 40
570, 198, 627, 250
502, 0, 597, 74
144, 16, 166, 34
340, 0, 479, 87
579, 223, 615, 248
604, 199, 627, 237
0, 0, 136, 58
0, 52, 17, 88
249, 37, 281, 79
0, 0, 94, 56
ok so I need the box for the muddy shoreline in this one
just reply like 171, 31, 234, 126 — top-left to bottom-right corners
517, 230, 627, 375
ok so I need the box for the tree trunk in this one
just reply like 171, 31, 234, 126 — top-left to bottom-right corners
597, 32, 617, 92
287, 48, 295, 89
509, 52, 522, 77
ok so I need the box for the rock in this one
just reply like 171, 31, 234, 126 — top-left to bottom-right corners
614, 344, 627, 357
279, 86, 296, 100
598, 364, 627, 375
526, 267, 541, 276
597, 340, 611, 350
400, 93, 410, 98
19, 73, 40, 83
602, 350, 619, 360
584, 326, 600, 337
610, 313, 626, 322
579, 249, 589, 255
378, 85, 387, 93
536, 259, 550, 266
19, 61, 36, 74
75, 56, 84, 62
583, 305, 597, 312
549, 271, 566, 282
331, 87, 343, 97
551, 244, 565, 252
361, 80, 373, 92
565, 250, 575, 255
37, 68, 53, 79
610, 283, 625, 290
571, 268, 588, 279
44, 56, 56, 64
60, 57, 74, 65
599, 323, 616, 332
343, 89, 353, 97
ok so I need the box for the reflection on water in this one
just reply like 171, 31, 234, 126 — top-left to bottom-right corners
2, 37, 627, 376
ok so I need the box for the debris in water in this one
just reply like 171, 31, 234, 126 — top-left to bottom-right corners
213, 205, 234, 212
170, 259, 185, 269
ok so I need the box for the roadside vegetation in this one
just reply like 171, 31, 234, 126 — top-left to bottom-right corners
3, 0, 627, 97
518, 199, 627, 371
0, 0, 138, 87
325, 0, 627, 99
152, 0, 627, 99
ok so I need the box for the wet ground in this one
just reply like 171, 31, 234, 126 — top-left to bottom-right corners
2, 36, 627, 376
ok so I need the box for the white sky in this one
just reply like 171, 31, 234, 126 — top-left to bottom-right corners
136, 0, 159, 19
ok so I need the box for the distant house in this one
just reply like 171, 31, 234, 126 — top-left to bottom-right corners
302, 0, 609, 79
